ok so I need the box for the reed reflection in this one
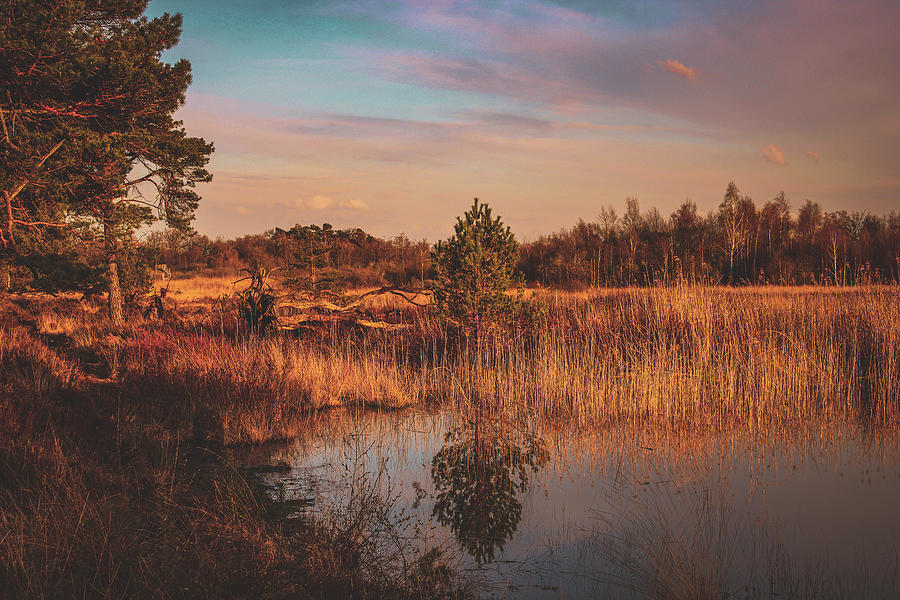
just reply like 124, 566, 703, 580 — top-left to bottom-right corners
430, 418, 549, 564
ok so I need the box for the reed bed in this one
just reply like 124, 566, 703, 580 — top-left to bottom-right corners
120, 333, 421, 444
326, 285, 900, 430
40, 283, 896, 443
6, 284, 897, 445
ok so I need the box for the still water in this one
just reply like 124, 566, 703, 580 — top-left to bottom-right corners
245, 410, 899, 598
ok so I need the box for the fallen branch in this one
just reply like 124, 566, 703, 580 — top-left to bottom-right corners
276, 286, 431, 331
277, 313, 409, 331
233, 269, 430, 333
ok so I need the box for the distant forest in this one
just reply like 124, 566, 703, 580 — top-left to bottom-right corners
145, 184, 900, 289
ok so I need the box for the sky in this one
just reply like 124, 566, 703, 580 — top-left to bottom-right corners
145, 0, 900, 241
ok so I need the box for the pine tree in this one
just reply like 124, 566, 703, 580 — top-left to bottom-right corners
1, 0, 212, 323
431, 199, 522, 338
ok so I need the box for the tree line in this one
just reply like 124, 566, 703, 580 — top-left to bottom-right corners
144, 223, 432, 289
137, 182, 900, 290
521, 185, 900, 287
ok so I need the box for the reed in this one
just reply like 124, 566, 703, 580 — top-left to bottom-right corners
120, 332, 420, 444
445, 284, 899, 428
6, 283, 898, 446
310, 284, 899, 430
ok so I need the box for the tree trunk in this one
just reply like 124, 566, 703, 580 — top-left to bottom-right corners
728, 243, 734, 285
105, 221, 124, 326
108, 257, 124, 326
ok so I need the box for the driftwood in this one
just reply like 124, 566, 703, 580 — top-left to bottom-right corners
233, 269, 431, 332
276, 286, 432, 331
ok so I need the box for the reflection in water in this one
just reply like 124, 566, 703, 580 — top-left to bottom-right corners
248, 410, 900, 598
431, 419, 549, 564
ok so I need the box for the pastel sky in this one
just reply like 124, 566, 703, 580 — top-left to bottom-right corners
146, 0, 900, 240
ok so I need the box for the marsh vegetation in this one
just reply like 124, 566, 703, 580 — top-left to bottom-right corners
2, 281, 897, 598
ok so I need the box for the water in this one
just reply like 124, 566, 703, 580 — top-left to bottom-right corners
243, 409, 900, 598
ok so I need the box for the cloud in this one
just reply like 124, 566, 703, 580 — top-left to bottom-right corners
297, 195, 368, 211
656, 59, 697, 82
356, 0, 899, 176
339, 198, 369, 210
762, 145, 787, 165
804, 151, 821, 163
302, 194, 336, 210
375, 52, 594, 108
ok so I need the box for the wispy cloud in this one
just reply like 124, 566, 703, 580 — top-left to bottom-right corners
458, 110, 555, 133
657, 59, 697, 82
374, 51, 594, 109
357, 0, 900, 172
169, 0, 900, 237
340, 198, 369, 210
297, 195, 368, 211
762, 145, 787, 165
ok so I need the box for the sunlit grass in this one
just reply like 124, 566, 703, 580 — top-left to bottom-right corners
120, 333, 420, 444
9, 283, 900, 443
455, 284, 900, 428
165, 274, 241, 301
2, 282, 897, 597
313, 284, 899, 430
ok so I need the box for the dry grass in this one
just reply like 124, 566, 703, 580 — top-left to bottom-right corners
0, 296, 467, 599
7, 283, 900, 440
309, 284, 899, 430
1, 282, 897, 598
0, 323, 282, 597
120, 333, 420, 444
475, 284, 900, 428
166, 274, 242, 301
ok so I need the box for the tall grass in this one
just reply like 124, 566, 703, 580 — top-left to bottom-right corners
0, 321, 294, 597
0, 297, 467, 599
120, 332, 421, 444
427, 285, 899, 428
7, 284, 897, 445
273, 284, 897, 431
60, 283, 900, 443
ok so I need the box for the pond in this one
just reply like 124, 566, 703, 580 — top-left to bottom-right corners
243, 409, 899, 599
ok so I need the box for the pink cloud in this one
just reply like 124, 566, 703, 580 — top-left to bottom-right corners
297, 195, 369, 211
373, 51, 597, 109
354, 0, 899, 179
762, 145, 788, 165
657, 59, 698, 82
804, 151, 821, 163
